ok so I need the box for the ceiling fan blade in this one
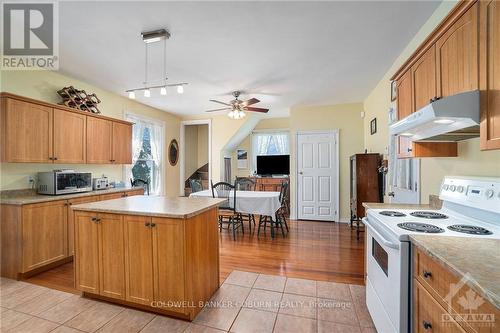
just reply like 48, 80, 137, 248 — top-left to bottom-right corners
205, 107, 231, 112
242, 98, 260, 106
209, 99, 231, 106
245, 107, 269, 113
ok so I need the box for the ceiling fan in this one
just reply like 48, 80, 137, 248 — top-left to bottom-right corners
205, 91, 269, 119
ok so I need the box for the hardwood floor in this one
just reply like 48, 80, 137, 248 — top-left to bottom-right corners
24, 220, 365, 293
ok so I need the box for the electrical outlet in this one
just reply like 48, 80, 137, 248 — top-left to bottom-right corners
27, 175, 35, 186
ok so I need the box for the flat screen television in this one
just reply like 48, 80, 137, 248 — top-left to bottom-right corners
256, 155, 290, 175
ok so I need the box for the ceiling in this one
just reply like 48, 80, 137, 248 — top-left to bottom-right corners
59, 1, 441, 117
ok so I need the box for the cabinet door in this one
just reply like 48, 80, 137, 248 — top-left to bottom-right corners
2, 98, 53, 163
21, 201, 67, 272
436, 2, 479, 98
396, 70, 413, 120
480, 0, 500, 150
53, 109, 86, 163
412, 45, 437, 111
397, 137, 413, 159
74, 211, 99, 293
98, 213, 125, 300
152, 217, 185, 314
67, 196, 98, 255
87, 117, 112, 163
112, 122, 132, 164
124, 215, 154, 305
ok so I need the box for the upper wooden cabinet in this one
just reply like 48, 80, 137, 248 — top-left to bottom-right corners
480, 0, 500, 150
0, 98, 53, 163
412, 45, 437, 111
53, 108, 86, 163
397, 70, 413, 119
87, 117, 113, 164
112, 122, 132, 164
0, 93, 133, 163
436, 2, 479, 98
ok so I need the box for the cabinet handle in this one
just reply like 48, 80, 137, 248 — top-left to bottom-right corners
53, 157, 58, 160
49, 157, 54, 160
145, 222, 150, 227
407, 148, 413, 152
91, 217, 96, 221
422, 321, 432, 330
150, 223, 156, 227
423, 270, 432, 278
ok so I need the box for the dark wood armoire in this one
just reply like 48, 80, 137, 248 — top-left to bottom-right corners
350, 153, 383, 225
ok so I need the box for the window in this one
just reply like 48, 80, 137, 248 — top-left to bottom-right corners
125, 114, 164, 195
251, 131, 289, 172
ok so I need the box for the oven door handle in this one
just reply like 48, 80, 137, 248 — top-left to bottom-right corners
363, 217, 400, 249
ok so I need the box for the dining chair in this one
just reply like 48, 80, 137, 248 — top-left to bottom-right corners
257, 181, 288, 238
130, 178, 150, 195
235, 177, 257, 231
276, 181, 289, 232
211, 180, 244, 239
190, 179, 203, 193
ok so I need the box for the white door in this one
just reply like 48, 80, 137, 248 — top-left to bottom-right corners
297, 131, 338, 221
390, 159, 420, 204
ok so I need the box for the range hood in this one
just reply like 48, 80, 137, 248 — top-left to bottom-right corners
389, 90, 480, 142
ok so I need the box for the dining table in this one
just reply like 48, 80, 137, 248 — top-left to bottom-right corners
189, 189, 282, 237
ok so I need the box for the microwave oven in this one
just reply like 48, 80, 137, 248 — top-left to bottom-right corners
37, 170, 92, 195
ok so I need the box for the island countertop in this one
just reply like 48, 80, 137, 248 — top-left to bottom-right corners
410, 235, 500, 310
71, 195, 226, 219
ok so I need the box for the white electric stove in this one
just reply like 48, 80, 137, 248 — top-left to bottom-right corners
363, 176, 500, 333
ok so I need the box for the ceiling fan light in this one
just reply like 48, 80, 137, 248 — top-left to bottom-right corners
160, 87, 167, 95
228, 111, 235, 119
128, 91, 135, 99
177, 85, 184, 94
144, 89, 151, 98
239, 111, 246, 118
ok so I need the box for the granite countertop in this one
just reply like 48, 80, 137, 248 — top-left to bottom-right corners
0, 187, 144, 205
410, 235, 500, 310
71, 196, 227, 219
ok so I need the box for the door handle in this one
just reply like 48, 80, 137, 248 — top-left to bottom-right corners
388, 192, 395, 197
299, 171, 303, 175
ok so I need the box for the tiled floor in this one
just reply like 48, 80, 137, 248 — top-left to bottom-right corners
0, 271, 377, 333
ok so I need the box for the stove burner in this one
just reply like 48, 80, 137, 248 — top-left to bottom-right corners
397, 222, 445, 233
379, 210, 406, 217
448, 225, 493, 235
410, 211, 448, 219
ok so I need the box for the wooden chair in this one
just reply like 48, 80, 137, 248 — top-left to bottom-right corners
130, 178, 150, 195
189, 179, 203, 193
257, 181, 288, 238
211, 181, 244, 239
235, 177, 257, 231
276, 181, 289, 232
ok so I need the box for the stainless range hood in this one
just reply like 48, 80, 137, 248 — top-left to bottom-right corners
389, 90, 480, 142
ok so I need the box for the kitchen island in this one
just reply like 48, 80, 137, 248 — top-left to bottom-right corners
71, 195, 225, 320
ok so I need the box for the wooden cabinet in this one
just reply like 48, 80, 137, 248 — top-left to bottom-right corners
74, 207, 220, 320
124, 215, 154, 305
397, 70, 413, 120
413, 246, 500, 333
74, 211, 99, 293
99, 188, 144, 201
0, 98, 53, 163
87, 117, 113, 164
412, 45, 437, 111
67, 196, 99, 255
53, 108, 86, 163
0, 93, 134, 163
436, 2, 479, 98
480, 0, 500, 150
98, 213, 125, 300
112, 122, 132, 164
21, 201, 68, 272
349, 154, 382, 222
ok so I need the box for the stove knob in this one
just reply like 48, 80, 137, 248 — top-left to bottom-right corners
449, 185, 456, 192
457, 185, 464, 193
486, 189, 494, 199
443, 184, 449, 191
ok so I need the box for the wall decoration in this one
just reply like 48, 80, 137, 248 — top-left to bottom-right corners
168, 139, 179, 166
237, 149, 248, 169
57, 86, 101, 114
370, 118, 377, 135
390, 80, 397, 101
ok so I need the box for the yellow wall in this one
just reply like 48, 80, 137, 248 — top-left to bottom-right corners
0, 70, 181, 196
290, 103, 365, 221
363, 1, 500, 202
197, 124, 209, 166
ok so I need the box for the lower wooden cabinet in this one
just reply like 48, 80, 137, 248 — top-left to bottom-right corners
21, 201, 68, 272
74, 211, 100, 294
68, 196, 99, 255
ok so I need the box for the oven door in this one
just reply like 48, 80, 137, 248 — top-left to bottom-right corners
364, 217, 409, 333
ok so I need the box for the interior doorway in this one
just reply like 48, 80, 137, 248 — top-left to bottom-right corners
180, 120, 211, 196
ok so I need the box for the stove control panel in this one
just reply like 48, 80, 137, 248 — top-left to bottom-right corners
440, 176, 500, 213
